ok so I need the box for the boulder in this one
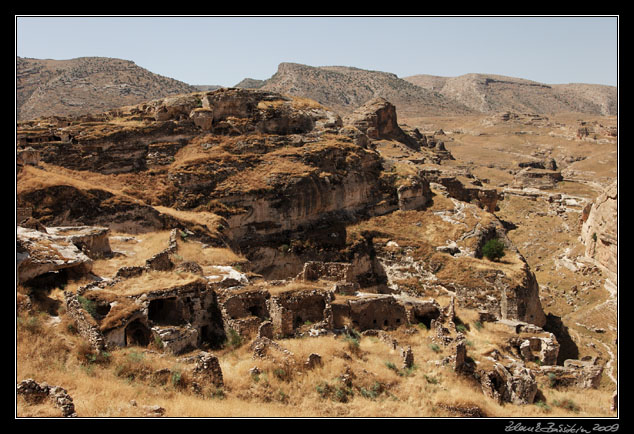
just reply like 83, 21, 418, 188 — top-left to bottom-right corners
17, 226, 93, 284
343, 97, 421, 149
479, 362, 538, 405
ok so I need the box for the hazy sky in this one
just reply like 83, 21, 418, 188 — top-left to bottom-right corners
15, 15, 619, 87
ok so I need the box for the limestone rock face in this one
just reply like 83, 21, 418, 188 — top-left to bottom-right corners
17, 226, 94, 284
580, 181, 617, 278
479, 363, 538, 405
344, 97, 421, 149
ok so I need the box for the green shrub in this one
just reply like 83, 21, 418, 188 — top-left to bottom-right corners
171, 370, 183, 388
482, 238, 506, 262
77, 295, 98, 318
553, 398, 580, 413
535, 400, 551, 412
424, 374, 439, 384
429, 343, 441, 353
226, 329, 243, 349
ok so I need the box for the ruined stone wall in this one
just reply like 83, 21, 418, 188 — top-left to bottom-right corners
348, 296, 408, 331
64, 291, 107, 351
268, 289, 331, 335
297, 261, 353, 282
17, 379, 77, 417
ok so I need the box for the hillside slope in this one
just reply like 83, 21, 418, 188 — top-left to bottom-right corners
16, 56, 200, 120
236, 62, 477, 117
404, 73, 617, 116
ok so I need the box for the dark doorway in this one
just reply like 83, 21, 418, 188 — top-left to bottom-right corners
125, 319, 152, 347
148, 297, 183, 325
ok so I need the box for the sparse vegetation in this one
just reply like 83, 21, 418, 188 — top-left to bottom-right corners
16, 74, 617, 419
482, 238, 506, 262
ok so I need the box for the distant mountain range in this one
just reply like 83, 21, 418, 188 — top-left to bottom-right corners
16, 56, 617, 121
403, 73, 617, 116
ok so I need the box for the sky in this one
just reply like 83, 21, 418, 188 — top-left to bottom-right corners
15, 15, 619, 87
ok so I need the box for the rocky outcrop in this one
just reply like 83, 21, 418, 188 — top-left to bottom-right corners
344, 98, 421, 149
17, 147, 40, 167
513, 167, 563, 190
419, 165, 498, 212
17, 226, 94, 284
539, 358, 604, 389
45, 226, 112, 258
580, 181, 617, 280
497, 261, 547, 327
17, 185, 166, 233
397, 177, 432, 211
478, 362, 538, 405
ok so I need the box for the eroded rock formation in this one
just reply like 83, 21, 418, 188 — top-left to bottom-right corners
580, 181, 617, 281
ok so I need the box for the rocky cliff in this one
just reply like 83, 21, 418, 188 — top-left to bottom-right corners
580, 181, 617, 281
17, 87, 546, 329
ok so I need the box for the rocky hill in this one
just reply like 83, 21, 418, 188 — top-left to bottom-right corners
404, 73, 617, 116
16, 86, 617, 417
17, 57, 617, 123
235, 62, 477, 117
16, 57, 200, 120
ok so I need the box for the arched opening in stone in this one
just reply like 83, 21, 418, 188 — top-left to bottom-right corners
413, 310, 440, 329
125, 319, 152, 347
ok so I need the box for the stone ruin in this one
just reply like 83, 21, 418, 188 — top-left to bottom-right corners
17, 225, 111, 285
17, 222, 604, 409
16, 379, 77, 417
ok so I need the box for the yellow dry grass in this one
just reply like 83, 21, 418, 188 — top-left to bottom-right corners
174, 240, 246, 268
17, 299, 616, 418
90, 230, 174, 278
105, 271, 205, 297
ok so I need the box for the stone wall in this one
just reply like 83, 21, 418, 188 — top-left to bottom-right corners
64, 291, 107, 351
348, 295, 408, 331
268, 289, 332, 336
17, 379, 77, 417
297, 261, 353, 282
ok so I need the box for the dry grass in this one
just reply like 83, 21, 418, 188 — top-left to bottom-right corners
105, 271, 205, 297
90, 231, 173, 278
174, 239, 246, 268
17, 299, 616, 418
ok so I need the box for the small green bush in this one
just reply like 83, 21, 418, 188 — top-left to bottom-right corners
226, 329, 243, 349
535, 400, 551, 412
429, 343, 441, 353
171, 370, 183, 388
482, 238, 506, 262
77, 295, 98, 318
553, 398, 580, 413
